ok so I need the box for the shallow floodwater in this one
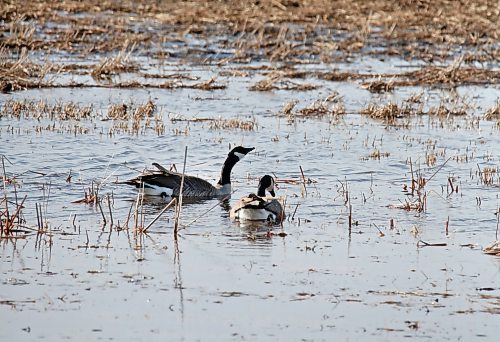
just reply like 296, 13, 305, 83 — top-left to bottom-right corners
1, 59, 499, 341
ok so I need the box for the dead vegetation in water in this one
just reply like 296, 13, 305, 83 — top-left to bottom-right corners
281, 92, 346, 123
391, 57, 500, 88
0, 98, 167, 135
0, 98, 94, 120
2, 0, 497, 63
170, 115, 256, 131
297, 92, 346, 117
2, 0, 496, 92
365, 150, 390, 160
362, 79, 395, 93
208, 118, 256, 131
389, 157, 453, 212
361, 92, 477, 123
249, 71, 317, 91
483, 241, 500, 256
483, 103, 500, 121
361, 102, 414, 122
1, 156, 53, 240
477, 166, 499, 187
91, 45, 139, 80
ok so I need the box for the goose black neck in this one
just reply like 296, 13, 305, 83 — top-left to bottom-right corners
217, 154, 240, 185
257, 185, 266, 197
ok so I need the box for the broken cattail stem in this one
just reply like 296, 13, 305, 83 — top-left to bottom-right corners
496, 207, 499, 241
140, 187, 145, 229
448, 177, 454, 193
143, 198, 176, 233
133, 189, 141, 231
445, 216, 449, 236
299, 165, 307, 197
291, 203, 300, 221
107, 193, 113, 229
124, 200, 134, 229
7, 195, 26, 229
427, 156, 452, 184
417, 240, 447, 247
181, 193, 233, 229
174, 146, 188, 239
98, 200, 107, 226
39, 202, 44, 230
349, 204, 352, 234
344, 178, 349, 204
373, 223, 385, 237
35, 203, 41, 230
409, 157, 415, 194
2, 157, 10, 226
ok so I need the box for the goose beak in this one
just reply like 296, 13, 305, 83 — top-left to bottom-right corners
243, 147, 255, 154
269, 189, 276, 197
232, 146, 255, 160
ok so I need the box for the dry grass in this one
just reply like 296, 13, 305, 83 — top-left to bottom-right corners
2, 0, 497, 60
479, 166, 498, 186
208, 118, 256, 131
0, 99, 94, 120
483, 241, 500, 256
169, 115, 256, 131
91, 45, 139, 80
484, 103, 500, 121
361, 102, 413, 121
296, 93, 346, 117
2, 0, 497, 92
0, 98, 167, 135
249, 71, 317, 91
281, 93, 345, 123
362, 79, 395, 93
392, 57, 500, 88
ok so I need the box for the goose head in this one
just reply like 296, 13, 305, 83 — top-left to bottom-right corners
257, 174, 276, 197
230, 146, 255, 161
217, 146, 255, 186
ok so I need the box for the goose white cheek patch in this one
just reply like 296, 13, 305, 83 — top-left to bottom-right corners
234, 152, 246, 159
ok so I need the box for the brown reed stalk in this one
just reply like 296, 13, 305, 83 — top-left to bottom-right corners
124, 200, 134, 229
1, 157, 9, 227
38, 202, 44, 230
143, 198, 176, 233
299, 165, 307, 197
107, 193, 113, 228
496, 207, 499, 241
133, 189, 141, 231
174, 146, 188, 239
181, 192, 233, 229
35, 202, 41, 231
348, 204, 352, 236
409, 157, 415, 194
140, 189, 145, 229
98, 200, 106, 226
6, 195, 26, 229
417, 240, 447, 247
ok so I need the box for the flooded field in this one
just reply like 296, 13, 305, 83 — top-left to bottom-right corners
1, 1, 499, 340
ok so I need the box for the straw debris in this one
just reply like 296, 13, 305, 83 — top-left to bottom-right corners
484, 103, 500, 121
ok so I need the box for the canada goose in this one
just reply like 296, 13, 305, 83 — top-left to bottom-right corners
125, 146, 255, 197
230, 175, 285, 223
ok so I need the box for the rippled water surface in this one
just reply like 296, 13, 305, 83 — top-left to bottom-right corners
1, 61, 499, 341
